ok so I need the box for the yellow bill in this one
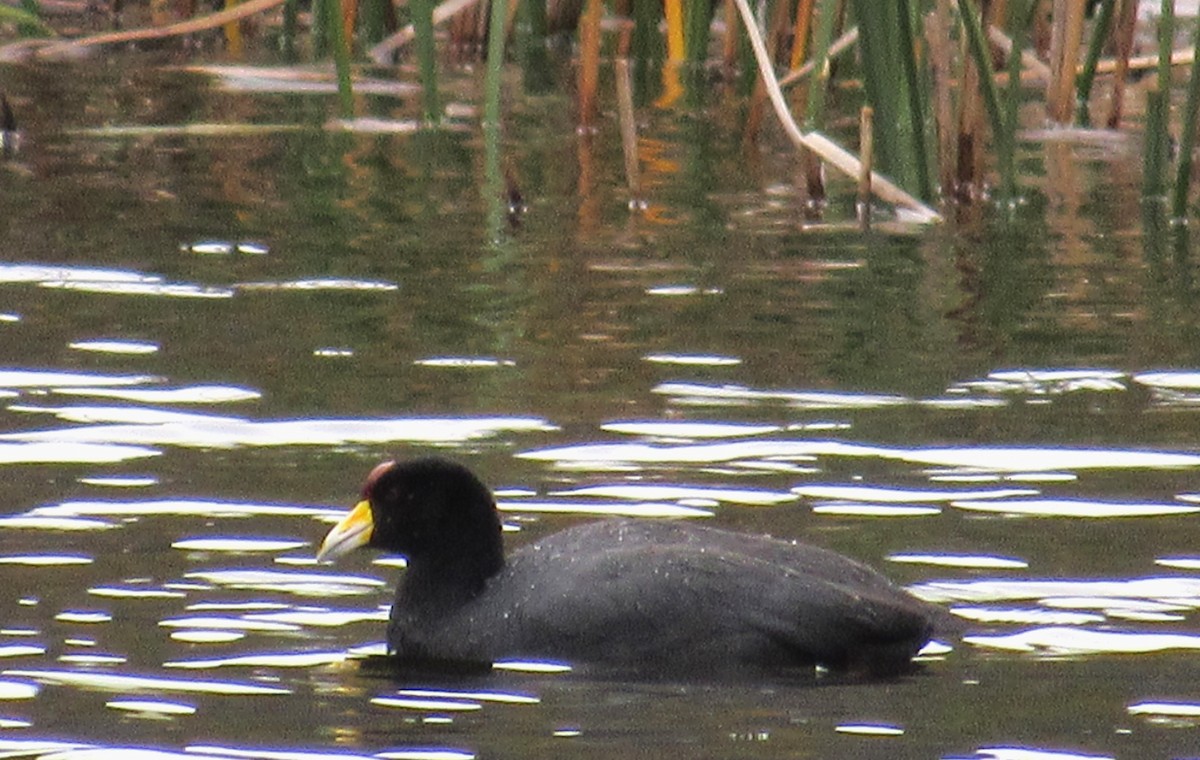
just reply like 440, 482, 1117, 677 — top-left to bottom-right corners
317, 499, 374, 562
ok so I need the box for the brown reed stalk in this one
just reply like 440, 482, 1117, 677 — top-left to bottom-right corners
615, 22, 644, 210
927, 0, 957, 197
858, 105, 874, 229
790, 0, 816, 69
1106, 0, 1139, 128
577, 0, 601, 130
1047, 0, 1086, 122
746, 0, 796, 142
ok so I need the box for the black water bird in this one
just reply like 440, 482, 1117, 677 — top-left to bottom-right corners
318, 456, 945, 678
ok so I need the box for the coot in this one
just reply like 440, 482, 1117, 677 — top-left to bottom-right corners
318, 456, 944, 678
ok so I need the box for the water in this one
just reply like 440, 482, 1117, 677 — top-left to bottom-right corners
1, 56, 1200, 760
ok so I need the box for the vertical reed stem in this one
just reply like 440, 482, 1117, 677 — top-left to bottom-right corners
1144, 0, 1176, 202
1048, 0, 1086, 123
578, 0, 602, 130
927, 0, 955, 197
804, 0, 842, 129
482, 0, 507, 128
326, 0, 354, 117
411, 0, 440, 124
1075, 0, 1117, 126
858, 105, 874, 229
1170, 15, 1200, 220
615, 23, 644, 210
1106, 0, 1138, 128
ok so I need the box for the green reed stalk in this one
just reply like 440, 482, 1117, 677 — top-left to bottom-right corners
851, 0, 931, 199
0, 4, 50, 36
1157, 0, 1175, 87
325, 0, 354, 118
1075, 0, 1116, 126
483, 0, 508, 129
311, 0, 328, 57
518, 0, 554, 94
683, 0, 712, 65
631, 0, 664, 101
280, 0, 298, 58
482, 0, 509, 244
1144, 0, 1176, 201
999, 0, 1038, 198
1170, 15, 1200, 220
411, 0, 440, 124
1143, 89, 1170, 201
804, 0, 842, 129
360, 0, 389, 44
957, 0, 1004, 140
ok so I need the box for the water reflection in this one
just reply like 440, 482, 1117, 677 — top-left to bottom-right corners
1, 58, 1200, 760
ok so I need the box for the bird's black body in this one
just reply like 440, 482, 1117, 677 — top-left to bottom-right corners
320, 457, 945, 679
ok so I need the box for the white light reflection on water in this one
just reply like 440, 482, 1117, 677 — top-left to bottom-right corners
519, 440, 890, 465
241, 609, 388, 627
520, 439, 1200, 475
190, 746, 478, 760
794, 485, 1038, 502
550, 483, 795, 506
1156, 557, 1200, 569
43, 281, 236, 299
163, 652, 348, 670
1133, 371, 1200, 389
1127, 700, 1200, 720
833, 723, 904, 736
901, 447, 1200, 472
947, 748, 1115, 760
0, 555, 92, 566
2, 669, 290, 695
913, 577, 1200, 626
413, 357, 516, 368
653, 382, 910, 408
172, 538, 308, 553
642, 354, 742, 366
0, 515, 116, 530
0, 442, 159, 465
600, 420, 780, 438
964, 627, 1200, 655
0, 370, 159, 388
30, 500, 342, 520
371, 696, 482, 712
55, 611, 112, 624
183, 570, 385, 596
951, 498, 1200, 518
169, 632, 245, 644
106, 699, 197, 716
0, 680, 39, 698
68, 340, 160, 355
948, 608, 1104, 626
812, 503, 942, 517
394, 688, 540, 705
491, 660, 572, 674
236, 278, 398, 292
0, 263, 160, 286
950, 369, 1127, 395
90, 587, 187, 600
3, 411, 557, 449
497, 500, 712, 518
55, 386, 261, 404
76, 476, 159, 488
158, 617, 301, 633
887, 554, 1029, 569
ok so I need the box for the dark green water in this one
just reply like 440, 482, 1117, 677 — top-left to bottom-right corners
1, 55, 1200, 760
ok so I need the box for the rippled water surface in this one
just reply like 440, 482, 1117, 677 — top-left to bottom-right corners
2, 57, 1200, 760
